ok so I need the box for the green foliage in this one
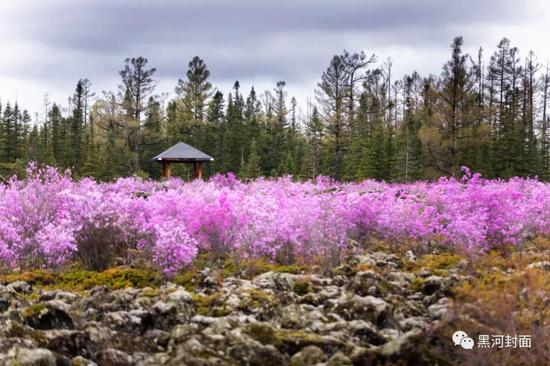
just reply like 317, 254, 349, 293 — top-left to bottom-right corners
192, 292, 232, 317
240, 139, 262, 179
22, 304, 47, 319
0, 267, 162, 292
173, 270, 199, 291
292, 279, 311, 296
2, 40, 550, 182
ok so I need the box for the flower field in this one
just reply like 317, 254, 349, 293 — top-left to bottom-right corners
1, 165, 549, 274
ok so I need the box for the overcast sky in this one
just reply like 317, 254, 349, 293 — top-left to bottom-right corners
0, 0, 548, 119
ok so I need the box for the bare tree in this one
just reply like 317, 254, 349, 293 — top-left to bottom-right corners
81, 78, 96, 125
341, 50, 376, 130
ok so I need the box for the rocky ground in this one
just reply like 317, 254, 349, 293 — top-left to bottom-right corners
1, 244, 548, 366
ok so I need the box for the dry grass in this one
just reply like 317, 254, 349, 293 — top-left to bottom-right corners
421, 237, 550, 365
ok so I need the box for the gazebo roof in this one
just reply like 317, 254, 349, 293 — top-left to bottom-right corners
152, 142, 214, 162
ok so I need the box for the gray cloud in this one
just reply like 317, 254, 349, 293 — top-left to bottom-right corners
0, 0, 542, 114
12, 1, 530, 53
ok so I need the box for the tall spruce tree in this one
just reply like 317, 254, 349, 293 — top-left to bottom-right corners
222, 82, 244, 173
70, 80, 85, 173
175, 56, 212, 123
316, 55, 349, 179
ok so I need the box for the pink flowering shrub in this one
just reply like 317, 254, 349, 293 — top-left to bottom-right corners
0, 164, 549, 274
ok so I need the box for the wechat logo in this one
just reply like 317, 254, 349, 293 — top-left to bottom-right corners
453, 331, 474, 350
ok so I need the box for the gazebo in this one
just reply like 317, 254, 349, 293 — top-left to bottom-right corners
152, 142, 214, 178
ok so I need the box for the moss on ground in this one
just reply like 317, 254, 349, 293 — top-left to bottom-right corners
173, 270, 198, 291
21, 303, 46, 319
58, 267, 162, 290
245, 288, 273, 309
243, 323, 338, 353
0, 270, 56, 286
8, 321, 47, 346
292, 279, 312, 296
173, 257, 306, 292
140, 287, 161, 298
220, 257, 306, 278
0, 267, 162, 292
411, 253, 462, 273
192, 292, 231, 317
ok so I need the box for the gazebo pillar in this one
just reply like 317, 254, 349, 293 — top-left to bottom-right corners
162, 161, 172, 178
192, 162, 203, 179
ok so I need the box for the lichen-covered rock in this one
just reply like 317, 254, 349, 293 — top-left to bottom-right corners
0, 250, 465, 365
374, 329, 423, 363
350, 270, 384, 296
165, 288, 193, 303
72, 355, 98, 366
421, 275, 446, 295
104, 311, 145, 332
332, 294, 391, 326
326, 351, 353, 366
278, 304, 328, 330
5, 346, 57, 366
43, 329, 92, 358
0, 291, 12, 313
7, 281, 31, 294
39, 290, 79, 303
226, 328, 284, 366
288, 345, 326, 366
527, 261, 550, 270
427, 297, 450, 320
96, 348, 133, 366
22, 302, 74, 330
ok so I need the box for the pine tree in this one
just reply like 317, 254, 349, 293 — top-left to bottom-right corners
397, 74, 425, 180
316, 55, 349, 180
299, 141, 315, 179
541, 65, 550, 179
139, 97, 164, 177
222, 82, 244, 173
119, 57, 157, 167
344, 92, 370, 180
26, 125, 42, 163
207, 91, 225, 174
175, 56, 212, 123
437, 36, 476, 175
522, 51, 539, 176
359, 124, 387, 180
50, 104, 63, 164
263, 81, 289, 175
119, 57, 157, 123
240, 139, 261, 179
70, 80, 85, 173
304, 106, 323, 177
1, 104, 13, 162
243, 87, 262, 170
2, 42, 550, 182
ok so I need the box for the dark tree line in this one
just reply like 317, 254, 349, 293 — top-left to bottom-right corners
2, 36, 550, 181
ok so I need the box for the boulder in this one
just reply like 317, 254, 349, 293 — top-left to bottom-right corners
23, 302, 74, 330
7, 281, 31, 294
166, 288, 192, 303
288, 345, 326, 366
44, 329, 92, 358
326, 351, 353, 366
95, 348, 133, 366
6, 346, 57, 366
